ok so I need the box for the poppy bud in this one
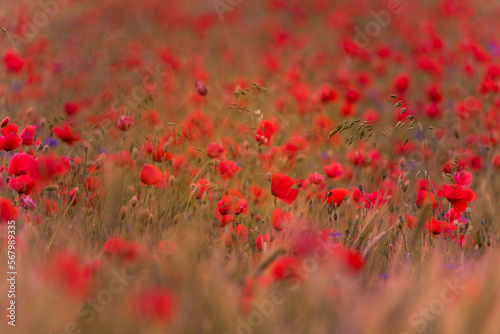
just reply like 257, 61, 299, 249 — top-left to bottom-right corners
43, 184, 59, 192
331, 210, 339, 222
402, 180, 409, 192
190, 184, 201, 199
168, 175, 176, 187
119, 206, 127, 220
195, 79, 207, 96
130, 196, 138, 208
1, 117, 10, 128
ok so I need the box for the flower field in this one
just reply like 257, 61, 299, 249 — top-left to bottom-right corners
2, 0, 500, 333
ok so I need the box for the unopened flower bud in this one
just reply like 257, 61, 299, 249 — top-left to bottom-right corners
119, 206, 127, 220
130, 196, 138, 208
1, 117, 10, 128
195, 79, 207, 96
168, 175, 176, 187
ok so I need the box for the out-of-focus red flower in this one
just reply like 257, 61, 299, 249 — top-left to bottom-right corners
250, 185, 267, 205
270, 256, 303, 281
217, 195, 247, 216
117, 116, 134, 131
272, 208, 292, 231
131, 288, 177, 323
20, 125, 36, 145
324, 162, 343, 179
4, 49, 23, 72
405, 214, 417, 229
207, 142, 226, 158
234, 224, 248, 239
103, 237, 140, 261
64, 102, 80, 116
453, 171, 472, 186
318, 83, 337, 103
140, 164, 168, 188
308, 172, 324, 185
9, 175, 39, 194
255, 120, 278, 146
0, 197, 18, 222
415, 190, 438, 209
347, 150, 366, 166
437, 184, 475, 212
424, 216, 443, 235
52, 122, 81, 146
393, 73, 409, 93
46, 252, 91, 297
194, 179, 211, 199
255, 233, 271, 252
219, 160, 241, 181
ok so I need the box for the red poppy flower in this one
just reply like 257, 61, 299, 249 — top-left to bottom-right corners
318, 83, 337, 103
340, 248, 364, 273
405, 214, 417, 229
424, 216, 443, 235
215, 208, 235, 228
103, 237, 140, 262
150, 144, 174, 162
437, 184, 475, 212
249, 185, 267, 205
0, 197, 18, 222
270, 256, 303, 281
234, 224, 248, 239
4, 49, 23, 73
272, 208, 292, 231
393, 73, 409, 93
308, 172, 324, 185
2, 123, 18, 136
255, 233, 271, 252
453, 171, 472, 186
194, 179, 211, 199
324, 162, 343, 179
271, 175, 295, 198
217, 195, 247, 216
117, 116, 134, 131
9, 175, 39, 194
52, 122, 81, 146
1, 133, 23, 151
131, 288, 177, 322
255, 120, 278, 146
20, 125, 36, 145
219, 160, 241, 181
64, 102, 80, 116
325, 188, 349, 207
207, 142, 226, 158
140, 164, 167, 188
415, 190, 438, 209
8, 153, 39, 177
